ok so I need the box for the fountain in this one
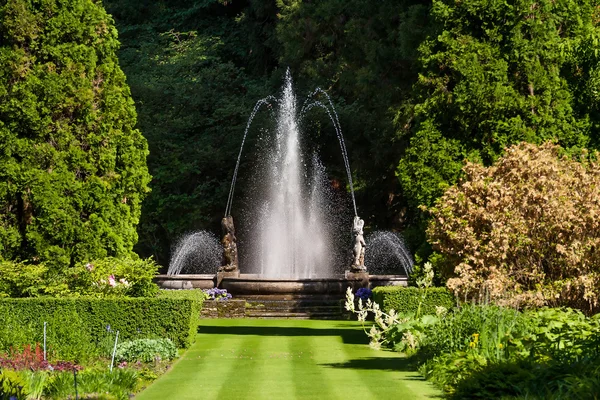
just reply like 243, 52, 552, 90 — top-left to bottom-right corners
156, 70, 410, 295
365, 231, 414, 276
163, 231, 222, 289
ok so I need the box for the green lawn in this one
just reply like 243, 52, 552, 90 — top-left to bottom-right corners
135, 319, 441, 400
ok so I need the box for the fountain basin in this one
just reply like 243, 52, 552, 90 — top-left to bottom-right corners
155, 273, 407, 295
155, 274, 216, 290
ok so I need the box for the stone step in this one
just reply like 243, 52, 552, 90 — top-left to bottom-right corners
201, 296, 349, 320
239, 294, 345, 301
245, 308, 342, 315
245, 311, 346, 319
244, 301, 343, 309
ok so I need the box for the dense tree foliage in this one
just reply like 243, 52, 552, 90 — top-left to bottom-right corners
6, 0, 595, 269
103, 0, 279, 264
427, 142, 600, 310
0, 0, 150, 269
398, 0, 600, 214
101, 0, 600, 267
104, 0, 433, 265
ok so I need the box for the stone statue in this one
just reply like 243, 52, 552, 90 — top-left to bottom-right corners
219, 215, 239, 272
351, 216, 366, 272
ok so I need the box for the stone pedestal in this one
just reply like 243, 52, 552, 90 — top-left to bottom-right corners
217, 270, 240, 287
345, 270, 369, 280
345, 270, 369, 291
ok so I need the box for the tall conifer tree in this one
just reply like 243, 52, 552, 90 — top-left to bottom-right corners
0, 0, 151, 269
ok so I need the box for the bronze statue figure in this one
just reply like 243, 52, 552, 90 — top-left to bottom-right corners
219, 215, 239, 272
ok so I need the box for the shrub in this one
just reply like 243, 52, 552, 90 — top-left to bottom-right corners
115, 339, 177, 363
0, 370, 28, 400
426, 142, 600, 311
412, 305, 600, 395
449, 357, 600, 400
0, 260, 70, 298
0, 257, 158, 299
43, 369, 138, 400
157, 289, 205, 343
67, 257, 159, 298
0, 297, 200, 358
157, 289, 208, 305
372, 286, 455, 316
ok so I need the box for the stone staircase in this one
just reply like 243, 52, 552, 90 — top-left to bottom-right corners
242, 294, 347, 319
201, 294, 348, 320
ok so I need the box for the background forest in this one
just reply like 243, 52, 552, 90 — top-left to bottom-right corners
1, 1, 600, 397
103, 0, 599, 267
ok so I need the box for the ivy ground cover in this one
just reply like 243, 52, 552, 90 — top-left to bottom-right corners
135, 319, 440, 399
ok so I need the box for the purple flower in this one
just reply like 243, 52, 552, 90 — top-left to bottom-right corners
355, 287, 372, 301
203, 287, 232, 301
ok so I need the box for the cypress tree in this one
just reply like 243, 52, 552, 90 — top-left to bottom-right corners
0, 0, 151, 269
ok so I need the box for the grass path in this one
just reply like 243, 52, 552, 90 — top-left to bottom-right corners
135, 319, 441, 400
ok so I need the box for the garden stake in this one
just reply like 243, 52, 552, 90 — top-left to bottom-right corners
110, 330, 119, 372
43, 321, 47, 361
73, 368, 79, 400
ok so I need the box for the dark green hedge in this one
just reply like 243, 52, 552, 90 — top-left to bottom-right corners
372, 287, 455, 315
0, 297, 201, 349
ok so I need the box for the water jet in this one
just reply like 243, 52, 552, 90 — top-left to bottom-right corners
158, 71, 412, 305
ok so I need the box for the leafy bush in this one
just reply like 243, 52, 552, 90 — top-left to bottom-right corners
449, 357, 600, 400
0, 370, 28, 400
0, 297, 200, 358
116, 339, 177, 363
0, 257, 158, 299
157, 289, 205, 343
372, 286, 455, 316
43, 369, 138, 400
158, 289, 208, 304
410, 306, 600, 396
0, 261, 69, 298
426, 142, 600, 311
67, 257, 159, 298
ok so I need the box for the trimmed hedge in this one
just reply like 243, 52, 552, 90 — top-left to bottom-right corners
157, 289, 206, 341
373, 287, 455, 316
0, 297, 201, 351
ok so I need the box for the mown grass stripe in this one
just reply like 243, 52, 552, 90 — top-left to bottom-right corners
338, 322, 440, 399
215, 332, 291, 399
135, 330, 235, 399
134, 319, 441, 400
290, 333, 336, 399
314, 322, 379, 399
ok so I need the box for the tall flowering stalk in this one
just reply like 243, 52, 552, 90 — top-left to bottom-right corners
345, 288, 403, 349
345, 262, 441, 351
